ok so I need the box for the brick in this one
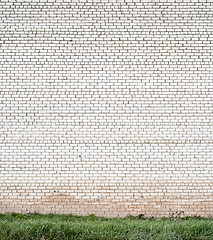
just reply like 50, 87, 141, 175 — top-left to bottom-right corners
0, 0, 212, 218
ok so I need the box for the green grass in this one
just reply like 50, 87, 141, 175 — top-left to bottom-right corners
0, 213, 212, 240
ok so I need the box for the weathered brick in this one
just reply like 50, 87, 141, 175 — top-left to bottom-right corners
0, 0, 212, 218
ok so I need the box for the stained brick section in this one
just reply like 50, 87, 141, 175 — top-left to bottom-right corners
0, 0, 212, 217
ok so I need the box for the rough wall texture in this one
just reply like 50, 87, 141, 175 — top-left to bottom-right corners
0, 0, 213, 218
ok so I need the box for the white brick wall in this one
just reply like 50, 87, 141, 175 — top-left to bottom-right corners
0, 0, 212, 217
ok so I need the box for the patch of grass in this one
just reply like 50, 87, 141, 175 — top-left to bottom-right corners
0, 213, 212, 240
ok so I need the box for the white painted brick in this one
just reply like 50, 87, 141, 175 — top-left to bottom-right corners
0, 0, 212, 218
